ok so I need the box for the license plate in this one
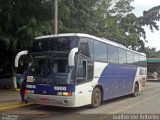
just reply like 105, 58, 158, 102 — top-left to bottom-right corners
27, 76, 34, 82
40, 98, 49, 103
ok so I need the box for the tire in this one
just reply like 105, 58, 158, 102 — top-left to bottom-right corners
132, 83, 139, 97
90, 87, 102, 108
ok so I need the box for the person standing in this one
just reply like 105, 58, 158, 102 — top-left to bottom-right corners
18, 70, 27, 103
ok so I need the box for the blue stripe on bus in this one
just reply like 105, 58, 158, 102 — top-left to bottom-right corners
98, 64, 137, 100
27, 84, 75, 95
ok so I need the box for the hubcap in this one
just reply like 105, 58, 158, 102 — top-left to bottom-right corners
94, 91, 100, 104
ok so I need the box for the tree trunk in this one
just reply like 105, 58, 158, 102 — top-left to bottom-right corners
12, 65, 17, 89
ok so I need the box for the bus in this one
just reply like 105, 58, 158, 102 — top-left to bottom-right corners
15, 33, 147, 108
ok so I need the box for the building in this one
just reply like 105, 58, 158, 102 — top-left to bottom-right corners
147, 58, 160, 80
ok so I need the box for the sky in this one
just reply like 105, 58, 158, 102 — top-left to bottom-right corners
131, 0, 160, 51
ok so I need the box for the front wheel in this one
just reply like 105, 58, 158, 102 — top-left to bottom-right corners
90, 87, 102, 108
132, 83, 139, 97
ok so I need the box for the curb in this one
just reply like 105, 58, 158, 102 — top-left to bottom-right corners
0, 88, 20, 91
9, 89, 20, 91
0, 102, 33, 112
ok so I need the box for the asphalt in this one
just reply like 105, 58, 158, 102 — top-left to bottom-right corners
0, 80, 159, 112
0, 89, 32, 112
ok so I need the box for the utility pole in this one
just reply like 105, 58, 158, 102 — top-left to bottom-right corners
54, 0, 58, 34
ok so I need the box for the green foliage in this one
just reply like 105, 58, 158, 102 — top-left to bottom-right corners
111, 0, 134, 18
156, 51, 160, 57
144, 47, 157, 58
138, 5, 160, 32
0, 0, 54, 75
142, 47, 160, 58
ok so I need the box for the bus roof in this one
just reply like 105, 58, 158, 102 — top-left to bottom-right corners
35, 33, 146, 56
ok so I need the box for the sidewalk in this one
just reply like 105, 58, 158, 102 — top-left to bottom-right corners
0, 89, 20, 104
0, 89, 32, 112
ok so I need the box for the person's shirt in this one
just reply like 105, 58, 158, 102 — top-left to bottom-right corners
19, 78, 24, 87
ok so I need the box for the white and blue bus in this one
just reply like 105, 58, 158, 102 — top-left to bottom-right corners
15, 33, 147, 108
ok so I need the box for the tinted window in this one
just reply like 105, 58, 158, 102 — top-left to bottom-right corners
118, 48, 127, 64
87, 61, 93, 80
108, 45, 118, 63
32, 37, 79, 52
140, 55, 145, 61
140, 55, 146, 67
127, 51, 133, 64
134, 54, 140, 62
32, 39, 49, 52
94, 41, 107, 62
79, 38, 94, 58
76, 56, 87, 83
134, 53, 140, 66
76, 55, 93, 84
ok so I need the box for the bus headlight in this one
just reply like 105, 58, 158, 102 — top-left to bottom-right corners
26, 85, 36, 88
57, 92, 72, 96
27, 90, 34, 94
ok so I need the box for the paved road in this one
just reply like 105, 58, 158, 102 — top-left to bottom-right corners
1, 81, 160, 120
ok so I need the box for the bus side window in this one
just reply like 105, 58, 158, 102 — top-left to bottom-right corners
77, 60, 86, 78
79, 37, 94, 59
87, 61, 93, 80
76, 58, 87, 83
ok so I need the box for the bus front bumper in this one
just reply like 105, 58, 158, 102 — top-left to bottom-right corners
26, 94, 75, 107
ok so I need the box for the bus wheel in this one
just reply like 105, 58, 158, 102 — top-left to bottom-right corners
91, 87, 102, 108
132, 83, 139, 97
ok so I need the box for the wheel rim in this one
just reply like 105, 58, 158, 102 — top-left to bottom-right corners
94, 90, 101, 105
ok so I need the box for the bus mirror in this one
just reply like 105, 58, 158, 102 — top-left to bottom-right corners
15, 50, 28, 67
68, 48, 78, 66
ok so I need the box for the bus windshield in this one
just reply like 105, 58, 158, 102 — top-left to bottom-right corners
28, 55, 74, 85
28, 36, 78, 85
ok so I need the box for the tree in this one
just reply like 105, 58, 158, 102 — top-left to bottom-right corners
156, 51, 160, 58
144, 47, 157, 58
111, 0, 134, 18
58, 0, 151, 51
138, 5, 160, 32
0, 0, 54, 87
